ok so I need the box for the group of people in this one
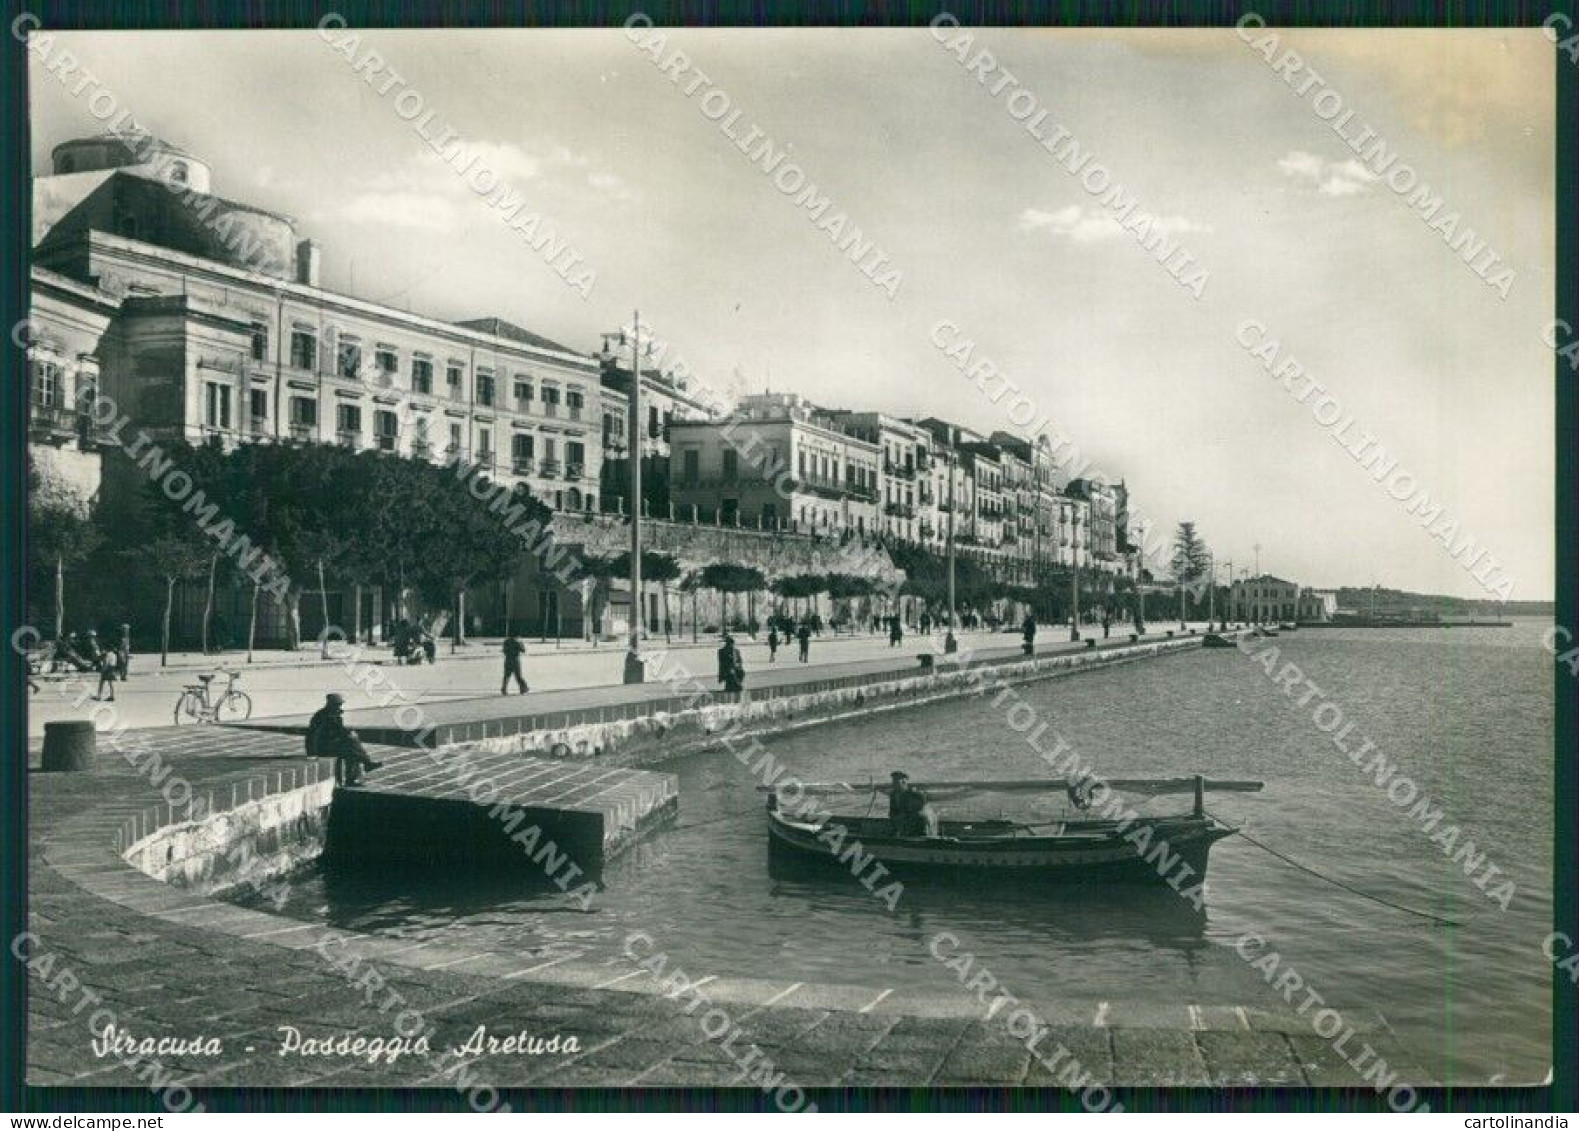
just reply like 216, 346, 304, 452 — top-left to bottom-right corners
390, 620, 437, 665
764, 620, 815, 664
31, 626, 131, 701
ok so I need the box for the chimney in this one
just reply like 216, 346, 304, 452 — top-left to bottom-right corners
295, 239, 321, 287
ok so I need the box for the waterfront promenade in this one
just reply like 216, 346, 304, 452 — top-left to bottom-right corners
27, 623, 1223, 739
25, 625, 1440, 1092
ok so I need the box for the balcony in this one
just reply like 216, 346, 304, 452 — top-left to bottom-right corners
883, 459, 915, 480
512, 457, 534, 476
412, 441, 433, 460
540, 458, 561, 477
336, 430, 360, 448
565, 462, 585, 481
29, 403, 78, 442
567, 406, 582, 422
288, 422, 314, 442
540, 403, 559, 420
374, 433, 399, 452
884, 501, 915, 519
248, 415, 270, 437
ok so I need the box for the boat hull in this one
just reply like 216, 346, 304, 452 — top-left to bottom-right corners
766, 810, 1231, 886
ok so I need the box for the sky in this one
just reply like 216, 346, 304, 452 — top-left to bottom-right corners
29, 26, 1556, 599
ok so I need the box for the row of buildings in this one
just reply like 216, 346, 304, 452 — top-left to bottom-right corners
26, 131, 1264, 642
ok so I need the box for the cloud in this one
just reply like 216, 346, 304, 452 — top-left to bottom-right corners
334, 191, 462, 231
1277, 149, 1382, 197
1018, 204, 1211, 244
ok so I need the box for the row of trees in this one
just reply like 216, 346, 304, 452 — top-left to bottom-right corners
31, 439, 554, 665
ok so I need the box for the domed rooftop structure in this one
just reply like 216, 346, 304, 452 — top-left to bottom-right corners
50, 133, 211, 194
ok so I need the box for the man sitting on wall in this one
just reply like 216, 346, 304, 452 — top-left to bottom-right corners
305, 693, 383, 785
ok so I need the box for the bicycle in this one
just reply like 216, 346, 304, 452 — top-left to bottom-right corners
173, 669, 253, 725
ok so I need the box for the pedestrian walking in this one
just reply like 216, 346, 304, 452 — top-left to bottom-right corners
767, 626, 780, 663
717, 633, 746, 693
94, 646, 119, 702
305, 693, 383, 784
797, 622, 811, 662
501, 632, 529, 695
116, 623, 131, 680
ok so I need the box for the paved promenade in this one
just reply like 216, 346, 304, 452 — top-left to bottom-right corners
29, 625, 1065, 739
23, 627, 1442, 1094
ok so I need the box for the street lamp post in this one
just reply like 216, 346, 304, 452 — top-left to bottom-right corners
604, 312, 647, 685
944, 431, 958, 653
1070, 510, 1081, 641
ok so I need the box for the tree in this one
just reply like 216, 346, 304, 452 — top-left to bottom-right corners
611, 551, 681, 641
1171, 522, 1211, 623
28, 465, 101, 643
702, 563, 765, 631
139, 534, 211, 667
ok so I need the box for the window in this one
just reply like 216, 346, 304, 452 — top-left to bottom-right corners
514, 379, 533, 404
648, 405, 660, 438
375, 348, 398, 374
289, 396, 317, 427
566, 441, 585, 476
446, 363, 464, 391
31, 361, 60, 407
249, 389, 268, 430
337, 339, 362, 380
476, 371, 496, 407
449, 422, 463, 452
413, 417, 430, 451
412, 358, 433, 395
540, 385, 560, 417
204, 382, 232, 430
373, 410, 399, 451
478, 427, 493, 462
512, 433, 535, 469
722, 449, 739, 482
336, 404, 361, 437
566, 388, 584, 419
250, 322, 268, 362
683, 449, 699, 486
289, 330, 317, 371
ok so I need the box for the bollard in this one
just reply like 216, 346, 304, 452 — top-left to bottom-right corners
1166, 630, 1174, 638
1085, 639, 1097, 649
1021, 642, 1034, 657
42, 721, 96, 771
1129, 633, 1139, 643
918, 654, 935, 670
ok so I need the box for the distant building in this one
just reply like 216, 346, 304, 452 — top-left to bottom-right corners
1298, 588, 1338, 622
1066, 478, 1120, 574
1228, 574, 1301, 623
668, 392, 880, 535
26, 267, 119, 507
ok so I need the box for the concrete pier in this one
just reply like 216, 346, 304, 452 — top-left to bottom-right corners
322, 749, 678, 875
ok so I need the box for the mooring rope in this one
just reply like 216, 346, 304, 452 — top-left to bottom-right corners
1224, 818, 1466, 928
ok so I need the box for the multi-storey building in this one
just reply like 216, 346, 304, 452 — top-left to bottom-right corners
1066, 477, 1119, 574
25, 267, 119, 507
596, 355, 717, 515
824, 411, 930, 545
668, 393, 880, 535
30, 133, 628, 642
959, 444, 1004, 552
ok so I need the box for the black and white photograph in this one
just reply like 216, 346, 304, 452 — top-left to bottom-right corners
6, 6, 1574, 1120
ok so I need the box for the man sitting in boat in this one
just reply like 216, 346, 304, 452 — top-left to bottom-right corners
889, 771, 939, 838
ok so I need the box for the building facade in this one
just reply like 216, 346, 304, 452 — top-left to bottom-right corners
1229, 575, 1301, 623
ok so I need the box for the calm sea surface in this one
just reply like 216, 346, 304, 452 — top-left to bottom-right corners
252, 621, 1555, 1082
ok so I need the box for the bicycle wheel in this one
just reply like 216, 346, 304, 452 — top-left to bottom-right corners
173, 691, 202, 725
216, 690, 252, 723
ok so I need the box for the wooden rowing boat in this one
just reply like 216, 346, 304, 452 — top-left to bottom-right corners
763, 775, 1262, 886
